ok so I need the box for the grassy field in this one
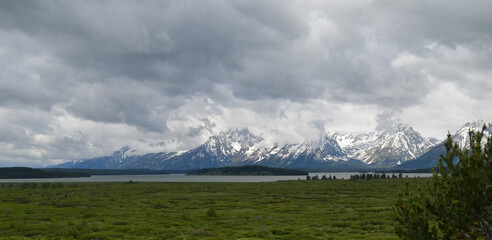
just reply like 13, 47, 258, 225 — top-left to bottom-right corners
0, 178, 426, 239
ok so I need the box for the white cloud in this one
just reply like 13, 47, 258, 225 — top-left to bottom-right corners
401, 82, 492, 139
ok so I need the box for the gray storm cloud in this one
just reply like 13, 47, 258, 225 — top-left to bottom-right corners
0, 0, 491, 166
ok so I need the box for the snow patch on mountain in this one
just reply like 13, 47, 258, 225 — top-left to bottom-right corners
451, 120, 492, 148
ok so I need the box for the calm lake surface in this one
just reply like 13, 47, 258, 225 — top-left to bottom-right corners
0, 172, 433, 183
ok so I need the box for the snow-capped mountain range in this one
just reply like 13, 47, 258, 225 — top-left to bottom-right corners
52, 120, 490, 170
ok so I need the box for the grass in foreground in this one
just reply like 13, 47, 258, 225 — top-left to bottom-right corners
0, 178, 425, 239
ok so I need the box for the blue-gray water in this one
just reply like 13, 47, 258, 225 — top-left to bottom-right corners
0, 172, 433, 183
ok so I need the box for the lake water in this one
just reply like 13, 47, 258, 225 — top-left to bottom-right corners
0, 172, 433, 183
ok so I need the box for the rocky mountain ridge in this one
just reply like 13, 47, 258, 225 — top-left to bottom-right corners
52, 121, 489, 170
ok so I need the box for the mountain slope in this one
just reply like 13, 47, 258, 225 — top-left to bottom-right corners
362, 124, 438, 167
54, 146, 177, 170
398, 120, 492, 169
54, 146, 139, 169
257, 133, 366, 169
396, 144, 447, 169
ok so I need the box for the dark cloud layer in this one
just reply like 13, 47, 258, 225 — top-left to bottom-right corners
1, 0, 491, 166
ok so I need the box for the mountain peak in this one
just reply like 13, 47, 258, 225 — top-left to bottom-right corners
216, 128, 263, 144
455, 120, 491, 138
197, 128, 264, 163
223, 127, 252, 136
460, 120, 489, 131
114, 146, 137, 155
453, 120, 492, 148
112, 146, 138, 160
382, 123, 413, 133
339, 123, 436, 166
119, 146, 132, 153
396, 123, 411, 130
317, 133, 343, 151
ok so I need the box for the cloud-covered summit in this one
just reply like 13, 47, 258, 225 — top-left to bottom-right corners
1, 0, 491, 167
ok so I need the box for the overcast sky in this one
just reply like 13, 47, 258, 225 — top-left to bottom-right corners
1, 0, 491, 167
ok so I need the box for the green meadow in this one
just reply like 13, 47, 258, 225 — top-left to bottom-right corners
0, 178, 425, 239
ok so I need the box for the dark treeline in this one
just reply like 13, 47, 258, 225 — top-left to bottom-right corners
349, 173, 404, 180
45, 168, 181, 175
306, 174, 340, 180
0, 182, 67, 189
0, 167, 89, 179
306, 173, 406, 181
376, 168, 433, 173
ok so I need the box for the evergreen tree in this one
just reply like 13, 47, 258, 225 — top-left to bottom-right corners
394, 126, 492, 239
394, 182, 438, 239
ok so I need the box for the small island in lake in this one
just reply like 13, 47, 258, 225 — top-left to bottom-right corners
186, 165, 308, 176
0, 167, 90, 179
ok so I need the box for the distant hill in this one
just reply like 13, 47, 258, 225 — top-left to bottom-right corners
0, 167, 90, 179
186, 165, 308, 176
396, 144, 447, 169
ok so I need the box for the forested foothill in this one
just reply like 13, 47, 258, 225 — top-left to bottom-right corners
0, 167, 89, 179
